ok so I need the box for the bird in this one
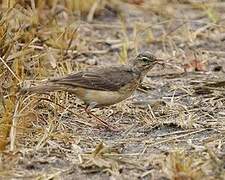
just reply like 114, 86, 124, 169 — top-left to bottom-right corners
20, 52, 163, 130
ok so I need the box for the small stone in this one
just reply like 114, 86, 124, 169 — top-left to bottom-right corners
86, 58, 98, 65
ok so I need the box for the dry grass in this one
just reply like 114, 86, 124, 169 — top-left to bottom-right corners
1, 0, 225, 179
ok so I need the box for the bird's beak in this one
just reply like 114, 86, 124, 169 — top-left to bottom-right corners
156, 58, 165, 65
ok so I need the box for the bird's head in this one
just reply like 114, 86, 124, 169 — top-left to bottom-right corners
131, 51, 162, 71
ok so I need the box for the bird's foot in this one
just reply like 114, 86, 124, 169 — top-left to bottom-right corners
89, 112, 121, 131
84, 103, 122, 131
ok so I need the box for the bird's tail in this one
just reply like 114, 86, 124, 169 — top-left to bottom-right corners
19, 81, 64, 95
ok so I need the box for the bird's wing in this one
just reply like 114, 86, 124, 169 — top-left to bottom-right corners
49, 65, 141, 91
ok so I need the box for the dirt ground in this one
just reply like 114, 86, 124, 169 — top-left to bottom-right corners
1, 0, 225, 179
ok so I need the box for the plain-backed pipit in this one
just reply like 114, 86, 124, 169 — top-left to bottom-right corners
21, 52, 162, 130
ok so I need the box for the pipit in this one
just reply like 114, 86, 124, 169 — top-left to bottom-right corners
21, 52, 162, 130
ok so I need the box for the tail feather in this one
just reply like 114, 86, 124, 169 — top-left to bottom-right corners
20, 83, 63, 95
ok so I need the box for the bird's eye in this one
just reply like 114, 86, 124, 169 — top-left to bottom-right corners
141, 57, 149, 62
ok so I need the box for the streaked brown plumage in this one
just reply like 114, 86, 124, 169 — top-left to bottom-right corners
20, 52, 162, 130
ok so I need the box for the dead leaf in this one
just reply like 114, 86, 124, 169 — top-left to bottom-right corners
184, 59, 206, 72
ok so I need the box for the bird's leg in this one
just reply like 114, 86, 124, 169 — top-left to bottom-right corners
84, 103, 119, 131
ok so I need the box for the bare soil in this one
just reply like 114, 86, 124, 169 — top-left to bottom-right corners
0, 0, 225, 179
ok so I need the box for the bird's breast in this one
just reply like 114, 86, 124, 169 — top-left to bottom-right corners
73, 86, 137, 107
